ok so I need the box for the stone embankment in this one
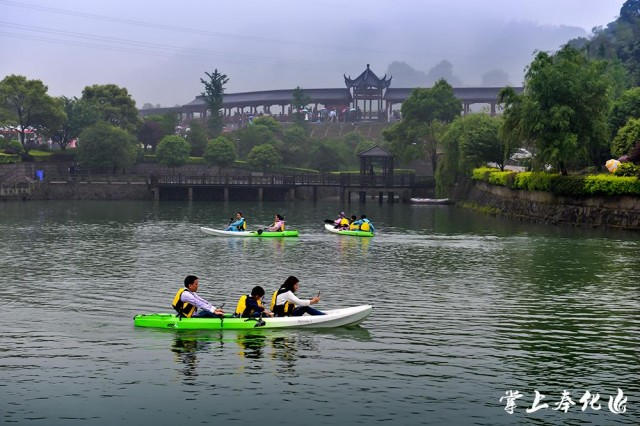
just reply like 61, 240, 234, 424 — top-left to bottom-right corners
458, 180, 640, 230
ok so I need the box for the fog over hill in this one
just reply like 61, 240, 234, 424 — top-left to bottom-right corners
0, 0, 623, 106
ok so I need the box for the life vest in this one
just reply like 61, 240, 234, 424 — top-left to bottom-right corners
234, 294, 263, 317
339, 217, 349, 227
360, 220, 371, 232
240, 219, 247, 230
349, 222, 358, 231
270, 289, 295, 317
172, 288, 196, 318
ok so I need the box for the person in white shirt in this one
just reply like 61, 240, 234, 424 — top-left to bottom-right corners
172, 275, 225, 318
272, 276, 324, 317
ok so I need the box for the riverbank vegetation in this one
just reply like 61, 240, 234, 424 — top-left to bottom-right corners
472, 166, 640, 197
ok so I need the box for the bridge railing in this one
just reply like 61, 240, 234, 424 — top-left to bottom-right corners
156, 173, 417, 187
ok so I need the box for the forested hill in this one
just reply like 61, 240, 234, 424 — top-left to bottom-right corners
568, 0, 640, 86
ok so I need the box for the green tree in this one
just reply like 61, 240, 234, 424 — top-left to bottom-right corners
156, 135, 190, 168
609, 87, 640, 138
247, 143, 282, 171
500, 47, 610, 174
384, 80, 460, 168
291, 86, 311, 121
187, 120, 208, 156
80, 84, 140, 133
252, 116, 282, 135
401, 79, 462, 123
200, 69, 229, 136
281, 124, 310, 165
457, 114, 505, 171
137, 119, 164, 152
0, 75, 65, 153
612, 117, 640, 157
309, 139, 349, 172
204, 136, 236, 168
77, 121, 137, 171
147, 112, 178, 137
53, 96, 99, 150
236, 124, 277, 158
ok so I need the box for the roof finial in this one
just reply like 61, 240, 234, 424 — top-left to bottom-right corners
366, 63, 370, 69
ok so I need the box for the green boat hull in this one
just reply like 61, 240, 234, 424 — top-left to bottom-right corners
134, 305, 373, 330
324, 224, 373, 237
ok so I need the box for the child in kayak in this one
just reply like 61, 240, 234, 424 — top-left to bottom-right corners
172, 275, 225, 318
225, 211, 246, 232
271, 276, 324, 317
334, 211, 349, 229
266, 214, 285, 232
352, 215, 375, 233
234, 286, 274, 318
348, 215, 358, 231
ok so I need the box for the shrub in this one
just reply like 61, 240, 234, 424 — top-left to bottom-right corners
549, 176, 587, 196
0, 153, 20, 164
583, 174, 640, 196
487, 170, 516, 187
471, 167, 499, 181
614, 162, 640, 177
512, 171, 557, 192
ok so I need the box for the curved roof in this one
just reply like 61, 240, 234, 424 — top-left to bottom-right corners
385, 87, 523, 103
344, 64, 392, 90
184, 88, 352, 110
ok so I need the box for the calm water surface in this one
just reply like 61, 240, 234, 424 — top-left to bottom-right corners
1, 200, 638, 425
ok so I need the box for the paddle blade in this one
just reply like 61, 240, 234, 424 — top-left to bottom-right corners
257, 229, 263, 235
324, 219, 335, 224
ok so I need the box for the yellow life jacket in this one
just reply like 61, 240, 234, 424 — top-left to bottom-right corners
360, 221, 371, 232
172, 288, 196, 318
240, 220, 247, 230
270, 289, 295, 317
234, 294, 263, 317
349, 222, 358, 231
339, 217, 349, 226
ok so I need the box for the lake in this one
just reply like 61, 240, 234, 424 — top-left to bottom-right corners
1, 200, 638, 425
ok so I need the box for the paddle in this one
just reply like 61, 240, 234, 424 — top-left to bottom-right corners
324, 219, 335, 224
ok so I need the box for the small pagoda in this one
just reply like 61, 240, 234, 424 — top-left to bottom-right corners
344, 64, 392, 121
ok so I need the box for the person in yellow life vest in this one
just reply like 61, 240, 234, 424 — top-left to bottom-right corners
348, 215, 358, 231
271, 276, 324, 317
172, 275, 225, 318
266, 214, 285, 232
225, 211, 247, 232
351, 215, 375, 233
234, 286, 274, 318
333, 211, 349, 229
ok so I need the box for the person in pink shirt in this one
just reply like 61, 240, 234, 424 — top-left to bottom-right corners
266, 214, 285, 232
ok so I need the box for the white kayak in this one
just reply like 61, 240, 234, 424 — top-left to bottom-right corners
200, 226, 299, 237
134, 305, 373, 330
410, 197, 452, 204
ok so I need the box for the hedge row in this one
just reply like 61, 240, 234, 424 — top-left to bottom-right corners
472, 167, 640, 196
0, 153, 20, 164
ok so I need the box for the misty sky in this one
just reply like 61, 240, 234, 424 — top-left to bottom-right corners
0, 0, 626, 107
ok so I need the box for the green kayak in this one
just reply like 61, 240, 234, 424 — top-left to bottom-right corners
324, 224, 373, 237
200, 227, 299, 237
134, 305, 373, 330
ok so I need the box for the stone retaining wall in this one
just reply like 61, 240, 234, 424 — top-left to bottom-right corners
459, 180, 640, 229
28, 182, 152, 201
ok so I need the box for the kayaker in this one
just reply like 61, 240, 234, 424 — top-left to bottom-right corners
348, 215, 358, 231
172, 275, 225, 318
234, 286, 274, 318
225, 211, 246, 232
351, 215, 375, 233
266, 214, 285, 232
333, 211, 349, 229
271, 275, 324, 317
